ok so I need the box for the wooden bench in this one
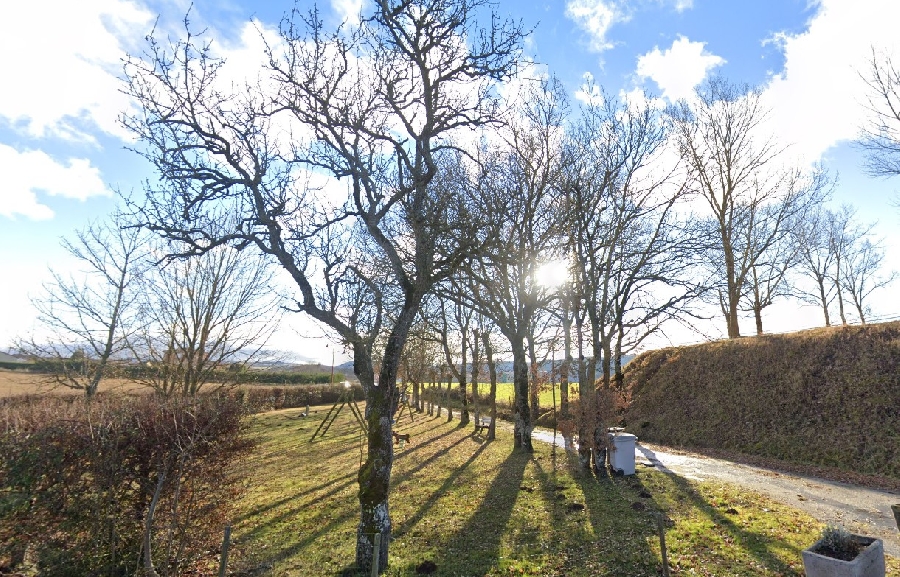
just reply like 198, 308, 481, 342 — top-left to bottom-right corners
474, 417, 492, 434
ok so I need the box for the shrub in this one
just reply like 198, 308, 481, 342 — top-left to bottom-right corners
0, 393, 252, 576
232, 383, 364, 414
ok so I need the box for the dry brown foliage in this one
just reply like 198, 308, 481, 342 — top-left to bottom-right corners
623, 321, 900, 479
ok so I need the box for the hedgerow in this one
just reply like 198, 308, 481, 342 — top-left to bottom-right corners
0, 394, 252, 576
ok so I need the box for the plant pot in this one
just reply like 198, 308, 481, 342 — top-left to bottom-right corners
801, 534, 884, 577
892, 504, 900, 532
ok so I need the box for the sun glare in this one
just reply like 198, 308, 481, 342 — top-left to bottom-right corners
535, 259, 569, 288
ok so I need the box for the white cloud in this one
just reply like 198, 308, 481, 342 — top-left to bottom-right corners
565, 0, 622, 53
761, 0, 900, 163
566, 0, 693, 54
669, 0, 693, 12
0, 0, 152, 142
0, 145, 109, 220
636, 36, 725, 102
331, 0, 367, 25
574, 72, 605, 105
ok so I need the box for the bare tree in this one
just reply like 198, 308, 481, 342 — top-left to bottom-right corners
860, 48, 900, 177
434, 293, 474, 425
792, 207, 839, 326
454, 78, 567, 453
18, 216, 146, 397
839, 235, 896, 324
130, 246, 280, 396
398, 316, 441, 412
563, 87, 700, 469
670, 78, 827, 337
828, 205, 871, 325
480, 327, 499, 440
122, 2, 524, 570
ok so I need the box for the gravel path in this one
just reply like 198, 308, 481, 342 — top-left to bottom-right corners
529, 428, 900, 558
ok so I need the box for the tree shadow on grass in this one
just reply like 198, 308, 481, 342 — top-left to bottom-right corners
419, 450, 529, 575
666, 469, 803, 574
239, 428, 466, 541
558, 449, 661, 575
393, 441, 490, 537
235, 422, 474, 574
636, 444, 805, 575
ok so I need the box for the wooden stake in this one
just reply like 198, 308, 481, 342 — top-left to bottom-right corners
371, 533, 382, 577
656, 513, 670, 577
218, 525, 232, 577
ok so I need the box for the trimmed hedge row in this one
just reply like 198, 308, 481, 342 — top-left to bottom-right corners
230, 383, 364, 413
1, 358, 339, 385
623, 322, 900, 478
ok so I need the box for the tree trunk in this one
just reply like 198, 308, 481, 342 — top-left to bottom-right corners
614, 329, 624, 392
817, 277, 831, 326
722, 235, 741, 339
560, 296, 571, 420
481, 332, 498, 441
753, 277, 764, 335
471, 329, 480, 426
353, 341, 393, 574
600, 339, 612, 390
511, 339, 533, 452
435, 378, 442, 418
854, 300, 867, 325
834, 257, 848, 325
575, 308, 591, 469
836, 283, 848, 325
355, 292, 418, 574
446, 372, 453, 422
527, 336, 539, 425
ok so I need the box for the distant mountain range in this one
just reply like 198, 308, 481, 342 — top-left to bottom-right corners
0, 351, 28, 364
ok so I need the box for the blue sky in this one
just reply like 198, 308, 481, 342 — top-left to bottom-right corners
2, 0, 899, 362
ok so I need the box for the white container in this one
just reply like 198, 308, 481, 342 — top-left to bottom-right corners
607, 431, 637, 475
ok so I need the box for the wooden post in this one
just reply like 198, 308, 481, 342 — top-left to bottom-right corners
218, 525, 232, 577
370, 533, 382, 577
656, 514, 670, 577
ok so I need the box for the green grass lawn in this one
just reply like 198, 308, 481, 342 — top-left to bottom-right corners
478, 382, 578, 410
428, 382, 578, 414
231, 405, 899, 576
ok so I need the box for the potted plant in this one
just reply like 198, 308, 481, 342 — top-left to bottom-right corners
801, 525, 885, 577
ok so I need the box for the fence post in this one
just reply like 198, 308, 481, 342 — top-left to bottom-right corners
218, 525, 232, 577
655, 513, 670, 577
370, 533, 381, 577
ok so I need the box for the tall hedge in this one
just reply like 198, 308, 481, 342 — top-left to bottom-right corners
623, 322, 900, 478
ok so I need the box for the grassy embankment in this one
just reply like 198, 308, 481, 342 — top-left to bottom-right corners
229, 403, 899, 576
625, 321, 900, 483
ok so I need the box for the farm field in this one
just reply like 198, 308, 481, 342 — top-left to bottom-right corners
0, 369, 145, 397
229, 404, 900, 576
426, 382, 581, 411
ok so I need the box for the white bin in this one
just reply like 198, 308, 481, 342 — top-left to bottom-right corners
607, 432, 637, 475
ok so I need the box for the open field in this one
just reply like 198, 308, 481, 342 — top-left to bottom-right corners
230, 404, 899, 576
425, 382, 580, 413
0, 369, 146, 397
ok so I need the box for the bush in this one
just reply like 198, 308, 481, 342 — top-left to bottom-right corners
231, 383, 364, 414
0, 394, 252, 576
